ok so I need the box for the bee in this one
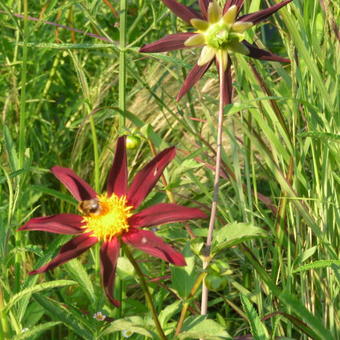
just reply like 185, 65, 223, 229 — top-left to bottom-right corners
78, 198, 102, 216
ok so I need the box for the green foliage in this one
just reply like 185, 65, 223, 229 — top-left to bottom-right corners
240, 295, 269, 340
179, 316, 232, 339
0, 0, 339, 339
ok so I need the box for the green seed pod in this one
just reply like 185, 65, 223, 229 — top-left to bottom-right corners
205, 273, 228, 292
126, 135, 140, 149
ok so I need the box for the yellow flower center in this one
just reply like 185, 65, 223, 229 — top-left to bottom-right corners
81, 194, 133, 241
184, 3, 253, 71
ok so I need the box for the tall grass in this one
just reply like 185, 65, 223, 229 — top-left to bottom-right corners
0, 0, 339, 339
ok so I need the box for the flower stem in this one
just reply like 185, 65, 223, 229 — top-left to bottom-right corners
200, 56, 227, 316
89, 115, 100, 192
123, 244, 167, 340
15, 0, 29, 293
18, 0, 28, 168
118, 0, 127, 128
0, 287, 10, 339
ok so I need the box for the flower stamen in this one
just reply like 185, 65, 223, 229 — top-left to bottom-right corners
82, 194, 133, 241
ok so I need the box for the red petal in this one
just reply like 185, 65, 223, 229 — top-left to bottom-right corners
243, 41, 290, 63
199, 0, 210, 18
223, 0, 244, 14
162, 0, 203, 23
100, 239, 121, 307
127, 147, 176, 209
107, 136, 128, 197
122, 229, 186, 266
19, 214, 84, 234
29, 233, 97, 274
129, 203, 207, 228
176, 61, 213, 101
51, 166, 97, 201
238, 0, 292, 24
140, 33, 195, 53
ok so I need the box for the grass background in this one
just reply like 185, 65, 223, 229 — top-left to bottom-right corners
0, 0, 339, 339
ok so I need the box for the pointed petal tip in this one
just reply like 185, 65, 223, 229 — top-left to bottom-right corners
109, 298, 121, 307
238, 0, 293, 25
162, 0, 204, 23
173, 256, 187, 266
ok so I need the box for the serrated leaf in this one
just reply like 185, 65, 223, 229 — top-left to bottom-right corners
179, 316, 231, 339
12, 321, 61, 340
159, 300, 181, 328
33, 294, 93, 339
64, 259, 96, 303
292, 260, 340, 273
100, 316, 157, 338
17, 42, 118, 50
240, 295, 269, 340
4, 280, 77, 312
213, 223, 267, 254
298, 131, 340, 141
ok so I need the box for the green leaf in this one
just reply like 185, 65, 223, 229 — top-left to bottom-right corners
64, 259, 96, 303
17, 42, 118, 50
4, 280, 77, 312
100, 316, 157, 338
278, 290, 333, 340
171, 244, 198, 298
240, 295, 269, 340
33, 294, 93, 339
170, 159, 203, 186
292, 260, 340, 274
117, 256, 135, 279
179, 316, 231, 339
300, 246, 317, 263
213, 223, 267, 254
31, 184, 77, 206
12, 322, 61, 340
3, 125, 19, 171
159, 300, 181, 328
298, 131, 340, 142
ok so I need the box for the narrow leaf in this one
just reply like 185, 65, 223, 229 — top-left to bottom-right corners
240, 295, 269, 340
12, 322, 61, 340
64, 259, 96, 303
293, 260, 340, 273
4, 280, 76, 312
33, 294, 93, 339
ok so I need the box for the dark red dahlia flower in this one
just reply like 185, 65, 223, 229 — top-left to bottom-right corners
140, 0, 292, 105
20, 136, 206, 306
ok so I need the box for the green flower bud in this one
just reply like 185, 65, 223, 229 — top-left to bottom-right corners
126, 135, 140, 149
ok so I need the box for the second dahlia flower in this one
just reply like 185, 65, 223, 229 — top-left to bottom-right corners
140, 0, 292, 105
20, 136, 206, 306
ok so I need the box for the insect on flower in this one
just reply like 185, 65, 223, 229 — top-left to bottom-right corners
20, 136, 207, 306
140, 0, 292, 105
78, 198, 102, 216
